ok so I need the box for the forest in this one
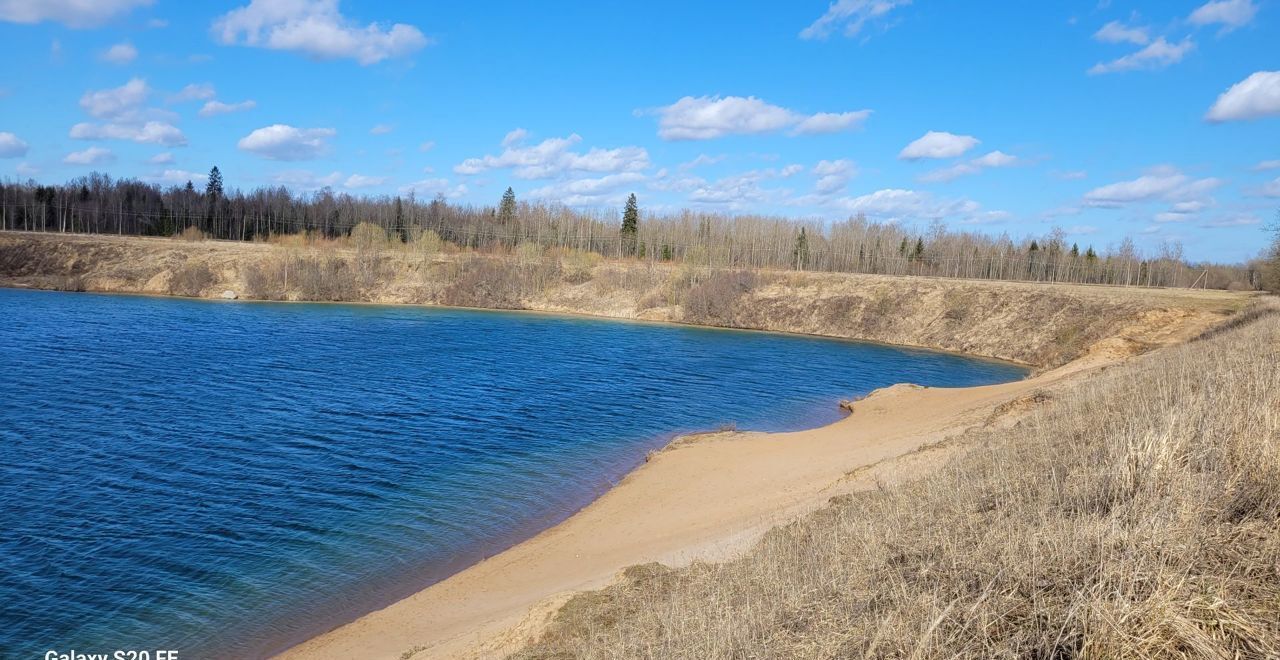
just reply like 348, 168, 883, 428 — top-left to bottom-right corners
0, 168, 1268, 291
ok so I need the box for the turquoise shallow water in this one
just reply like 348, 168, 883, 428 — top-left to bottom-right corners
0, 288, 1026, 658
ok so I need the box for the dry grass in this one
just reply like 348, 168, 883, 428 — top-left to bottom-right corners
512, 301, 1280, 659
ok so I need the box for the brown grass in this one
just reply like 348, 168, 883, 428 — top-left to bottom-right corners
512, 301, 1280, 659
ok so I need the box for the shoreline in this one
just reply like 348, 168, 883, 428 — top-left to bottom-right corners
275, 314, 1214, 660
0, 285, 1037, 371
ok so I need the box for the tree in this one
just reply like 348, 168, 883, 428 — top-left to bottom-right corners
621, 193, 639, 256
498, 187, 516, 225
1264, 211, 1280, 294
912, 237, 925, 262
205, 166, 224, 201
793, 228, 810, 270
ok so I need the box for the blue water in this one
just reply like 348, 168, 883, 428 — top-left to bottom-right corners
0, 288, 1025, 658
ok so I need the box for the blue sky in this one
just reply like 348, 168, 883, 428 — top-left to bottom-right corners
0, 1, 1277, 262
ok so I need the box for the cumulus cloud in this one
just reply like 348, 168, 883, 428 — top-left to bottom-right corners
0, 132, 29, 158
677, 154, 725, 171
343, 173, 389, 188
1082, 166, 1220, 208
1200, 212, 1262, 228
369, 123, 393, 135
1252, 177, 1280, 198
148, 152, 175, 164
145, 169, 208, 185
812, 159, 857, 194
649, 96, 870, 140
100, 42, 138, 64
64, 147, 115, 165
1094, 19, 1150, 45
0, 0, 152, 28
70, 121, 187, 146
270, 169, 342, 190
528, 172, 646, 206
832, 188, 981, 222
898, 130, 979, 160
1188, 0, 1257, 33
80, 78, 150, 119
199, 99, 257, 117
1205, 71, 1280, 122
799, 0, 911, 40
1088, 37, 1194, 74
454, 130, 649, 179
171, 83, 216, 103
399, 177, 466, 199
212, 0, 429, 65
1254, 160, 1280, 171
238, 124, 336, 160
919, 150, 1018, 182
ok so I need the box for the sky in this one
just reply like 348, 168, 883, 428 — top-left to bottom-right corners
0, 0, 1277, 262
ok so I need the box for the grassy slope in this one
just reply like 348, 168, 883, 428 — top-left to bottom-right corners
0, 232, 1244, 368
511, 302, 1280, 659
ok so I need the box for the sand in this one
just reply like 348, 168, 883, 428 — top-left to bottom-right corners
277, 317, 1213, 660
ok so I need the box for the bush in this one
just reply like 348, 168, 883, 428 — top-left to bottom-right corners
174, 225, 207, 242
412, 228, 443, 256
682, 269, 757, 325
169, 261, 215, 296
350, 222, 389, 253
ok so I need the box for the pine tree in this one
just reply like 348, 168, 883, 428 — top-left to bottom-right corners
661, 244, 673, 261
498, 187, 516, 225
793, 228, 810, 270
621, 193, 639, 256
1071, 243, 1079, 258
393, 196, 406, 242
205, 166, 223, 200
913, 237, 925, 262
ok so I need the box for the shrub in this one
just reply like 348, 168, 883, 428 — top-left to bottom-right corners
174, 225, 207, 242
169, 261, 215, 297
682, 269, 757, 326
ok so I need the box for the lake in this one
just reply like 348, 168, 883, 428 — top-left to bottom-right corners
0, 288, 1026, 658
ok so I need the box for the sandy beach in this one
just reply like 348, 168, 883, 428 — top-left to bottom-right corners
277, 306, 1217, 660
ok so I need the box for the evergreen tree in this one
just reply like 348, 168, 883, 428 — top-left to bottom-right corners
913, 237, 925, 262
498, 187, 516, 225
1071, 242, 1079, 258
661, 244, 672, 261
205, 166, 223, 200
1086, 246, 1098, 261
1029, 240, 1040, 253
793, 228, 810, 270
393, 196, 406, 242
621, 193, 639, 256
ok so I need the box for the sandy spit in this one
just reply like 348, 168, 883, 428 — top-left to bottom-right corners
276, 312, 1216, 660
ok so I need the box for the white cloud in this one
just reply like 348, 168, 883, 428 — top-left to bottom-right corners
920, 150, 1018, 182
454, 131, 649, 179
1253, 177, 1280, 198
1053, 170, 1088, 180
238, 124, 336, 160
1200, 213, 1261, 228
399, 177, 466, 199
80, 78, 150, 119
418, 140, 435, 152
64, 147, 114, 165
0, 132, 29, 158
1093, 19, 1149, 45
799, 0, 911, 40
0, 0, 152, 28
212, 0, 429, 65
171, 83, 216, 103
100, 42, 138, 64
1083, 166, 1220, 207
812, 159, 857, 194
148, 152, 175, 164
649, 96, 870, 140
677, 154, 725, 171
1088, 37, 1194, 74
1254, 160, 1280, 171
529, 172, 646, 206
16, 161, 38, 177
270, 169, 342, 190
1188, 0, 1257, 33
198, 99, 257, 117
70, 120, 186, 146
343, 173, 390, 188
146, 169, 208, 185
898, 130, 979, 160
832, 188, 981, 222
369, 123, 393, 135
1065, 225, 1099, 235
792, 110, 873, 135
1205, 71, 1280, 122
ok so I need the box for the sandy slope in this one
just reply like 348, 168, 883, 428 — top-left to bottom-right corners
277, 304, 1226, 660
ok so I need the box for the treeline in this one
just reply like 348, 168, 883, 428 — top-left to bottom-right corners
0, 171, 1266, 290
